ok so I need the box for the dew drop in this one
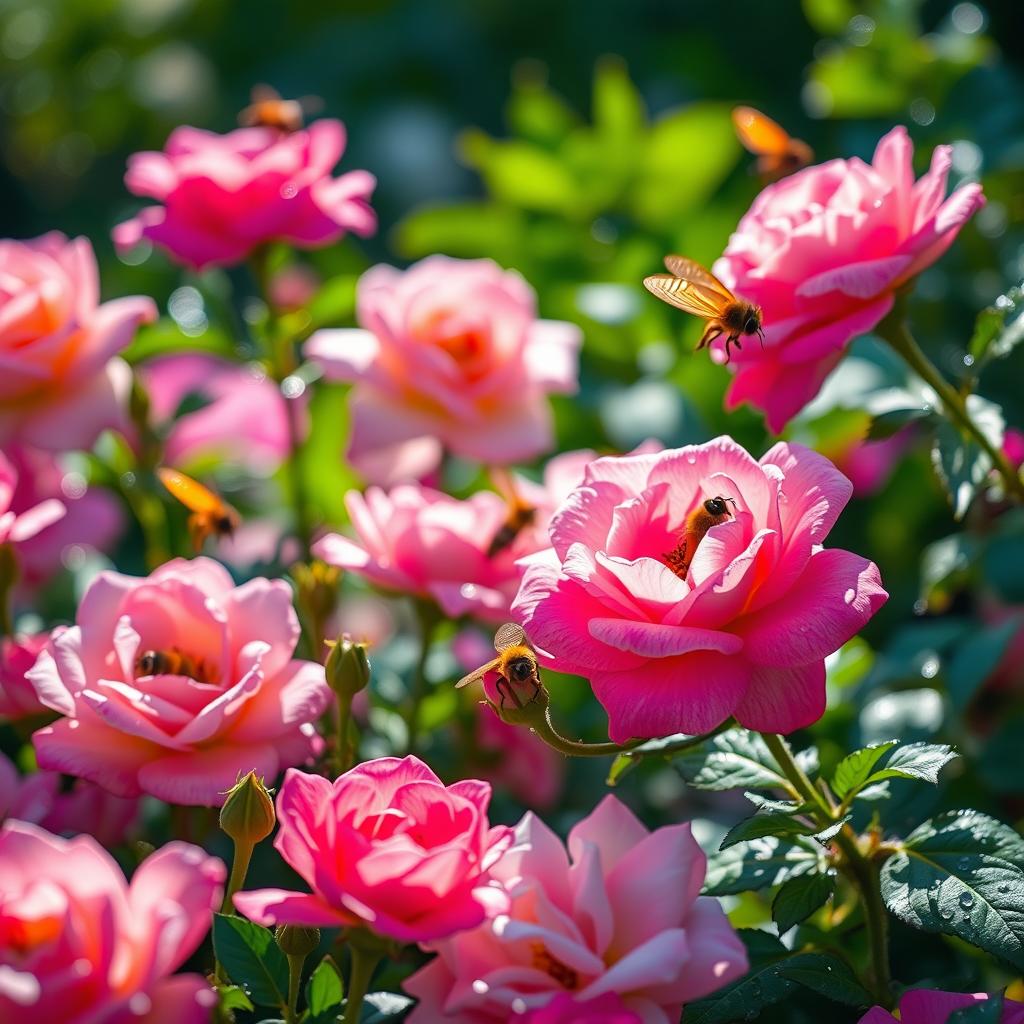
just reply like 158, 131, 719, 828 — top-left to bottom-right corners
940, 906, 954, 920
963, 354, 975, 367
280, 182, 298, 199
959, 892, 975, 910
957, 856, 971, 871
460, 583, 480, 600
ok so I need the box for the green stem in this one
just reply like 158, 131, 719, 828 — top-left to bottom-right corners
220, 839, 254, 916
335, 692, 354, 776
877, 315, 1024, 503
761, 733, 892, 1008
285, 953, 304, 1024
404, 603, 440, 755
342, 945, 381, 1024
0, 544, 18, 640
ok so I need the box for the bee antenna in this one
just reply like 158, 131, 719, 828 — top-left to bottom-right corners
757, 327, 765, 350
724, 496, 738, 507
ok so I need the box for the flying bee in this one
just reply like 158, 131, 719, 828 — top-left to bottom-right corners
455, 622, 542, 710
663, 495, 737, 581
732, 106, 813, 181
643, 255, 764, 362
487, 468, 537, 559
238, 85, 323, 133
135, 647, 219, 684
157, 467, 240, 553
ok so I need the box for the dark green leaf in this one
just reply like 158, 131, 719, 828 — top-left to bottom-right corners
212, 913, 288, 1009
744, 792, 812, 814
949, 994, 1005, 1023
880, 809, 1024, 968
305, 956, 344, 1023
866, 742, 958, 787
776, 954, 871, 1007
676, 729, 814, 792
772, 873, 835, 934
945, 617, 1022, 711
720, 814, 814, 851
930, 397, 1005, 520
831, 740, 899, 799
811, 816, 851, 844
866, 406, 934, 441
360, 992, 414, 1022
704, 837, 826, 896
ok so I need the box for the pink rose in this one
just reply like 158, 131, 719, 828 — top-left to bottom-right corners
0, 450, 64, 550
0, 634, 50, 721
0, 233, 156, 450
306, 257, 581, 484
0, 819, 223, 1024
513, 437, 887, 741
233, 757, 512, 944
139, 353, 297, 474
515, 992, 641, 1023
27, 557, 331, 805
404, 795, 747, 1023
314, 484, 540, 623
114, 121, 376, 270
713, 126, 985, 431
0, 751, 141, 847
4, 445, 123, 589
859, 989, 1024, 1024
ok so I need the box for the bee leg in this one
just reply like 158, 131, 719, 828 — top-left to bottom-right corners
495, 679, 510, 710
696, 324, 723, 351
723, 333, 742, 362
528, 679, 541, 704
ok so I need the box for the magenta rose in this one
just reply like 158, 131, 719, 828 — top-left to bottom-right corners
0, 819, 223, 1024
860, 989, 1024, 1024
114, 121, 376, 270
306, 256, 581, 484
404, 795, 747, 1023
713, 126, 985, 431
513, 436, 887, 740
139, 352, 297, 474
0, 233, 156, 450
515, 993, 641, 1023
27, 557, 331, 805
233, 757, 512, 944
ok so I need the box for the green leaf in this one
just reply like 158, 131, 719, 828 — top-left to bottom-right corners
831, 740, 899, 799
865, 742, 959, 787
395, 201, 524, 261
866, 406, 934, 441
218, 985, 254, 1013
212, 913, 289, 1009
360, 992, 414, 1022
305, 956, 344, 1023
945, 617, 1022, 712
744, 792, 812, 814
930, 396, 1005, 520
720, 814, 814, 851
880, 809, 1024, 968
593, 55, 645, 140
676, 729, 815, 792
970, 284, 1024, 365
704, 837, 826, 897
772, 873, 835, 934
776, 954, 871, 1007
970, 307, 1007, 361
811, 816, 851, 844
949, 994, 1005, 1023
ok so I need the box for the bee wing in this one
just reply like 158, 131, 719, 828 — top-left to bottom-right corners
494, 622, 527, 652
157, 467, 225, 515
455, 657, 501, 689
732, 106, 791, 157
643, 274, 730, 319
662, 255, 735, 300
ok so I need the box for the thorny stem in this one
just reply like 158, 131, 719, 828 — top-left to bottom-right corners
761, 733, 893, 1009
877, 314, 1024, 504
342, 944, 382, 1024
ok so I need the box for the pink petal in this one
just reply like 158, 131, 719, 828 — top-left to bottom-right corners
233, 888, 353, 928
732, 661, 826, 733
135, 743, 280, 806
136, 976, 220, 1024
587, 619, 743, 658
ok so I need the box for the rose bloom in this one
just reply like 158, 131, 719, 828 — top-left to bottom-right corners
860, 989, 1024, 1024
712, 126, 985, 431
233, 757, 512, 944
0, 233, 156, 450
27, 557, 331, 805
0, 819, 223, 1024
513, 437, 887, 741
0, 449, 65, 553
0, 751, 141, 847
306, 256, 581, 485
404, 795, 747, 1023
5, 445, 123, 589
114, 121, 376, 270
139, 352, 296, 474
0, 634, 51, 721
515, 993, 641, 1023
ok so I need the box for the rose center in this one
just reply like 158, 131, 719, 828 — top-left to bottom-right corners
530, 941, 579, 990
661, 494, 736, 581
133, 646, 220, 684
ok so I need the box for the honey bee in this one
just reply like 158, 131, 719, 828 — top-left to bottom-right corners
455, 622, 542, 710
732, 106, 813, 181
157, 467, 240, 553
487, 468, 537, 559
238, 85, 322, 133
663, 495, 737, 581
643, 255, 764, 362
135, 647, 219, 683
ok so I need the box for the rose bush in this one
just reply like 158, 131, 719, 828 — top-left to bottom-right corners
114, 121, 376, 269
27, 557, 331, 804
404, 794, 747, 1023
307, 256, 581, 484
0, 819, 223, 1024
713, 126, 985, 431
233, 756, 512, 943
514, 436, 887, 740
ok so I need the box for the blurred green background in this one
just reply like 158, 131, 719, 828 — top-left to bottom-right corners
4, 1, 1024, 1016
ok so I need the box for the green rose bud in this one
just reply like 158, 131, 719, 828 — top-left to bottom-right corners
325, 636, 371, 700
219, 771, 275, 846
